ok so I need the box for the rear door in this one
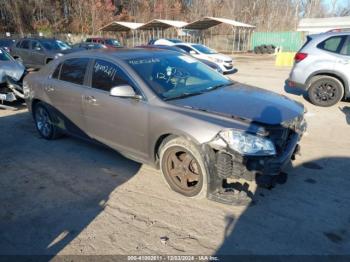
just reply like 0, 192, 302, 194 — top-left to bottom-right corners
334, 35, 350, 83
82, 58, 149, 158
47, 58, 90, 133
18, 39, 31, 66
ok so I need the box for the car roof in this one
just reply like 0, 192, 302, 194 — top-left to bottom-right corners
309, 31, 350, 40
17, 37, 59, 42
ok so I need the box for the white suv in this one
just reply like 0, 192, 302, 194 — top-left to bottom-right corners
288, 32, 350, 107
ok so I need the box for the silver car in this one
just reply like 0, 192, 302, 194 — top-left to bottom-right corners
288, 32, 350, 107
24, 49, 306, 204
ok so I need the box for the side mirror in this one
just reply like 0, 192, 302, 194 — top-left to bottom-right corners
189, 50, 197, 55
110, 85, 141, 99
35, 47, 42, 51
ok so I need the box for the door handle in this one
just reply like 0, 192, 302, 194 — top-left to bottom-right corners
44, 86, 54, 92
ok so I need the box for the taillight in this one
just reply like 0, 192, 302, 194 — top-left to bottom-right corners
294, 52, 308, 62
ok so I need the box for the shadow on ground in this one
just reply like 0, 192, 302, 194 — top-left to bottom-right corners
0, 111, 141, 256
339, 106, 350, 125
216, 156, 350, 256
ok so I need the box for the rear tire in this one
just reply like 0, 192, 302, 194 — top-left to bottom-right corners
159, 137, 208, 199
308, 76, 344, 107
33, 102, 62, 140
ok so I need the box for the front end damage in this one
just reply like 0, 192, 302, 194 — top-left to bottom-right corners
0, 48, 26, 109
0, 75, 26, 110
204, 116, 307, 205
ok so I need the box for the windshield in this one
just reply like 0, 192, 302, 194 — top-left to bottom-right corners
40, 40, 71, 50
0, 48, 13, 61
105, 39, 121, 47
192, 44, 217, 54
125, 54, 232, 100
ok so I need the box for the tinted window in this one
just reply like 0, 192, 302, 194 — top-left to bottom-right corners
60, 58, 89, 85
40, 40, 71, 50
91, 59, 130, 92
176, 45, 193, 53
52, 63, 62, 79
20, 40, 30, 49
343, 37, 350, 56
32, 41, 42, 50
318, 36, 345, 53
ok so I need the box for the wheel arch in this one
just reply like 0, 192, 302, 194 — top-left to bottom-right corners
153, 131, 203, 169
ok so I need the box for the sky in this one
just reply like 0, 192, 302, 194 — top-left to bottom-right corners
323, 0, 349, 9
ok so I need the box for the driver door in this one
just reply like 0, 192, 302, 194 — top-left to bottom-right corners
31, 41, 46, 66
82, 59, 149, 159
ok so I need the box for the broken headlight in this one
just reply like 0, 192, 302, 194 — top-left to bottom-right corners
215, 130, 276, 156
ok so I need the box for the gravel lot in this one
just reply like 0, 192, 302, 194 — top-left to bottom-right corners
0, 54, 350, 256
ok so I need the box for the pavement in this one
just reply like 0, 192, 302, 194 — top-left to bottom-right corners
0, 54, 349, 256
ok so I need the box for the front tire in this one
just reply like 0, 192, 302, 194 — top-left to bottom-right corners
308, 76, 344, 107
33, 102, 62, 140
159, 137, 208, 199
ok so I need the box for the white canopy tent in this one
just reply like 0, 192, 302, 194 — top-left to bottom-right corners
182, 17, 255, 52
99, 21, 145, 46
99, 17, 255, 51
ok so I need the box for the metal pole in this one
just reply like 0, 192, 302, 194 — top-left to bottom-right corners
238, 28, 241, 52
232, 28, 235, 53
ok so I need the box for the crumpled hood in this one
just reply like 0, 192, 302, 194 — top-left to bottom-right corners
0, 60, 25, 84
168, 83, 304, 125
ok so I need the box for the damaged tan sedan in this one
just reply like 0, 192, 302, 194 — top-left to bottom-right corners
23, 49, 306, 204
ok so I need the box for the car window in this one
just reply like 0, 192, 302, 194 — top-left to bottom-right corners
32, 41, 42, 50
0, 49, 13, 61
16, 41, 22, 48
318, 36, 345, 53
176, 45, 193, 53
52, 63, 62, 79
125, 54, 232, 100
91, 59, 131, 92
192, 44, 217, 54
20, 40, 31, 49
59, 58, 89, 85
343, 37, 350, 56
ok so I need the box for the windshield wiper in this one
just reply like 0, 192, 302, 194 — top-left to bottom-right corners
205, 82, 232, 92
164, 91, 205, 101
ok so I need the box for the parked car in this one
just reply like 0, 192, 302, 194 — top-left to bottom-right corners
85, 37, 122, 49
0, 48, 26, 107
72, 42, 107, 50
11, 38, 82, 69
23, 49, 306, 204
0, 38, 16, 52
288, 31, 350, 107
171, 43, 235, 74
148, 38, 183, 45
137, 44, 224, 73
